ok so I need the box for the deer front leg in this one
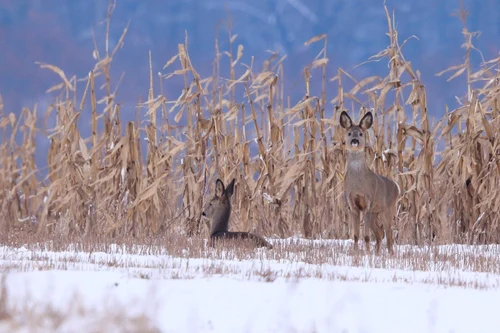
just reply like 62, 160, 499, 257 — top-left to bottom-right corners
367, 212, 382, 255
364, 212, 381, 254
349, 209, 361, 251
383, 207, 396, 255
346, 194, 361, 251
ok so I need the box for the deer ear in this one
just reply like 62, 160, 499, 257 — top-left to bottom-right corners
225, 178, 235, 197
339, 111, 352, 129
360, 112, 373, 130
215, 179, 225, 197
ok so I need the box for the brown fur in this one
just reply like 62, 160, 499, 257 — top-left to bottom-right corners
340, 111, 400, 255
202, 178, 273, 249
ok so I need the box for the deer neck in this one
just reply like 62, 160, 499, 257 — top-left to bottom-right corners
210, 204, 231, 235
346, 150, 370, 174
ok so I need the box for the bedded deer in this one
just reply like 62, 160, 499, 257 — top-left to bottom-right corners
202, 178, 273, 249
340, 111, 400, 255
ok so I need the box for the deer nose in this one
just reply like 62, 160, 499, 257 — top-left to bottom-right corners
351, 138, 359, 146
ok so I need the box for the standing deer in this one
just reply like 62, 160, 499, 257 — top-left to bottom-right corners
340, 111, 399, 255
202, 178, 273, 249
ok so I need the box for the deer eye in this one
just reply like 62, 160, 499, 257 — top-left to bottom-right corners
359, 133, 363, 136
348, 132, 351, 136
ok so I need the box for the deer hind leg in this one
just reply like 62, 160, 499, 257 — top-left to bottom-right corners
249, 233, 273, 249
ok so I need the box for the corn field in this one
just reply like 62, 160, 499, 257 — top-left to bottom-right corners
1, 3, 499, 246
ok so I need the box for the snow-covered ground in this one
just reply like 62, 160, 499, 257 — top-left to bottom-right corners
1, 240, 499, 332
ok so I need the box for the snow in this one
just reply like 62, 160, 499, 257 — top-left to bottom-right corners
1, 241, 500, 332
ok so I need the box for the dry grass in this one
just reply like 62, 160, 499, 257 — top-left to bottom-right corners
1, 237, 499, 289
1, 2, 500, 249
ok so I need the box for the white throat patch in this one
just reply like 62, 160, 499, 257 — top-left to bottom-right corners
348, 159, 363, 171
